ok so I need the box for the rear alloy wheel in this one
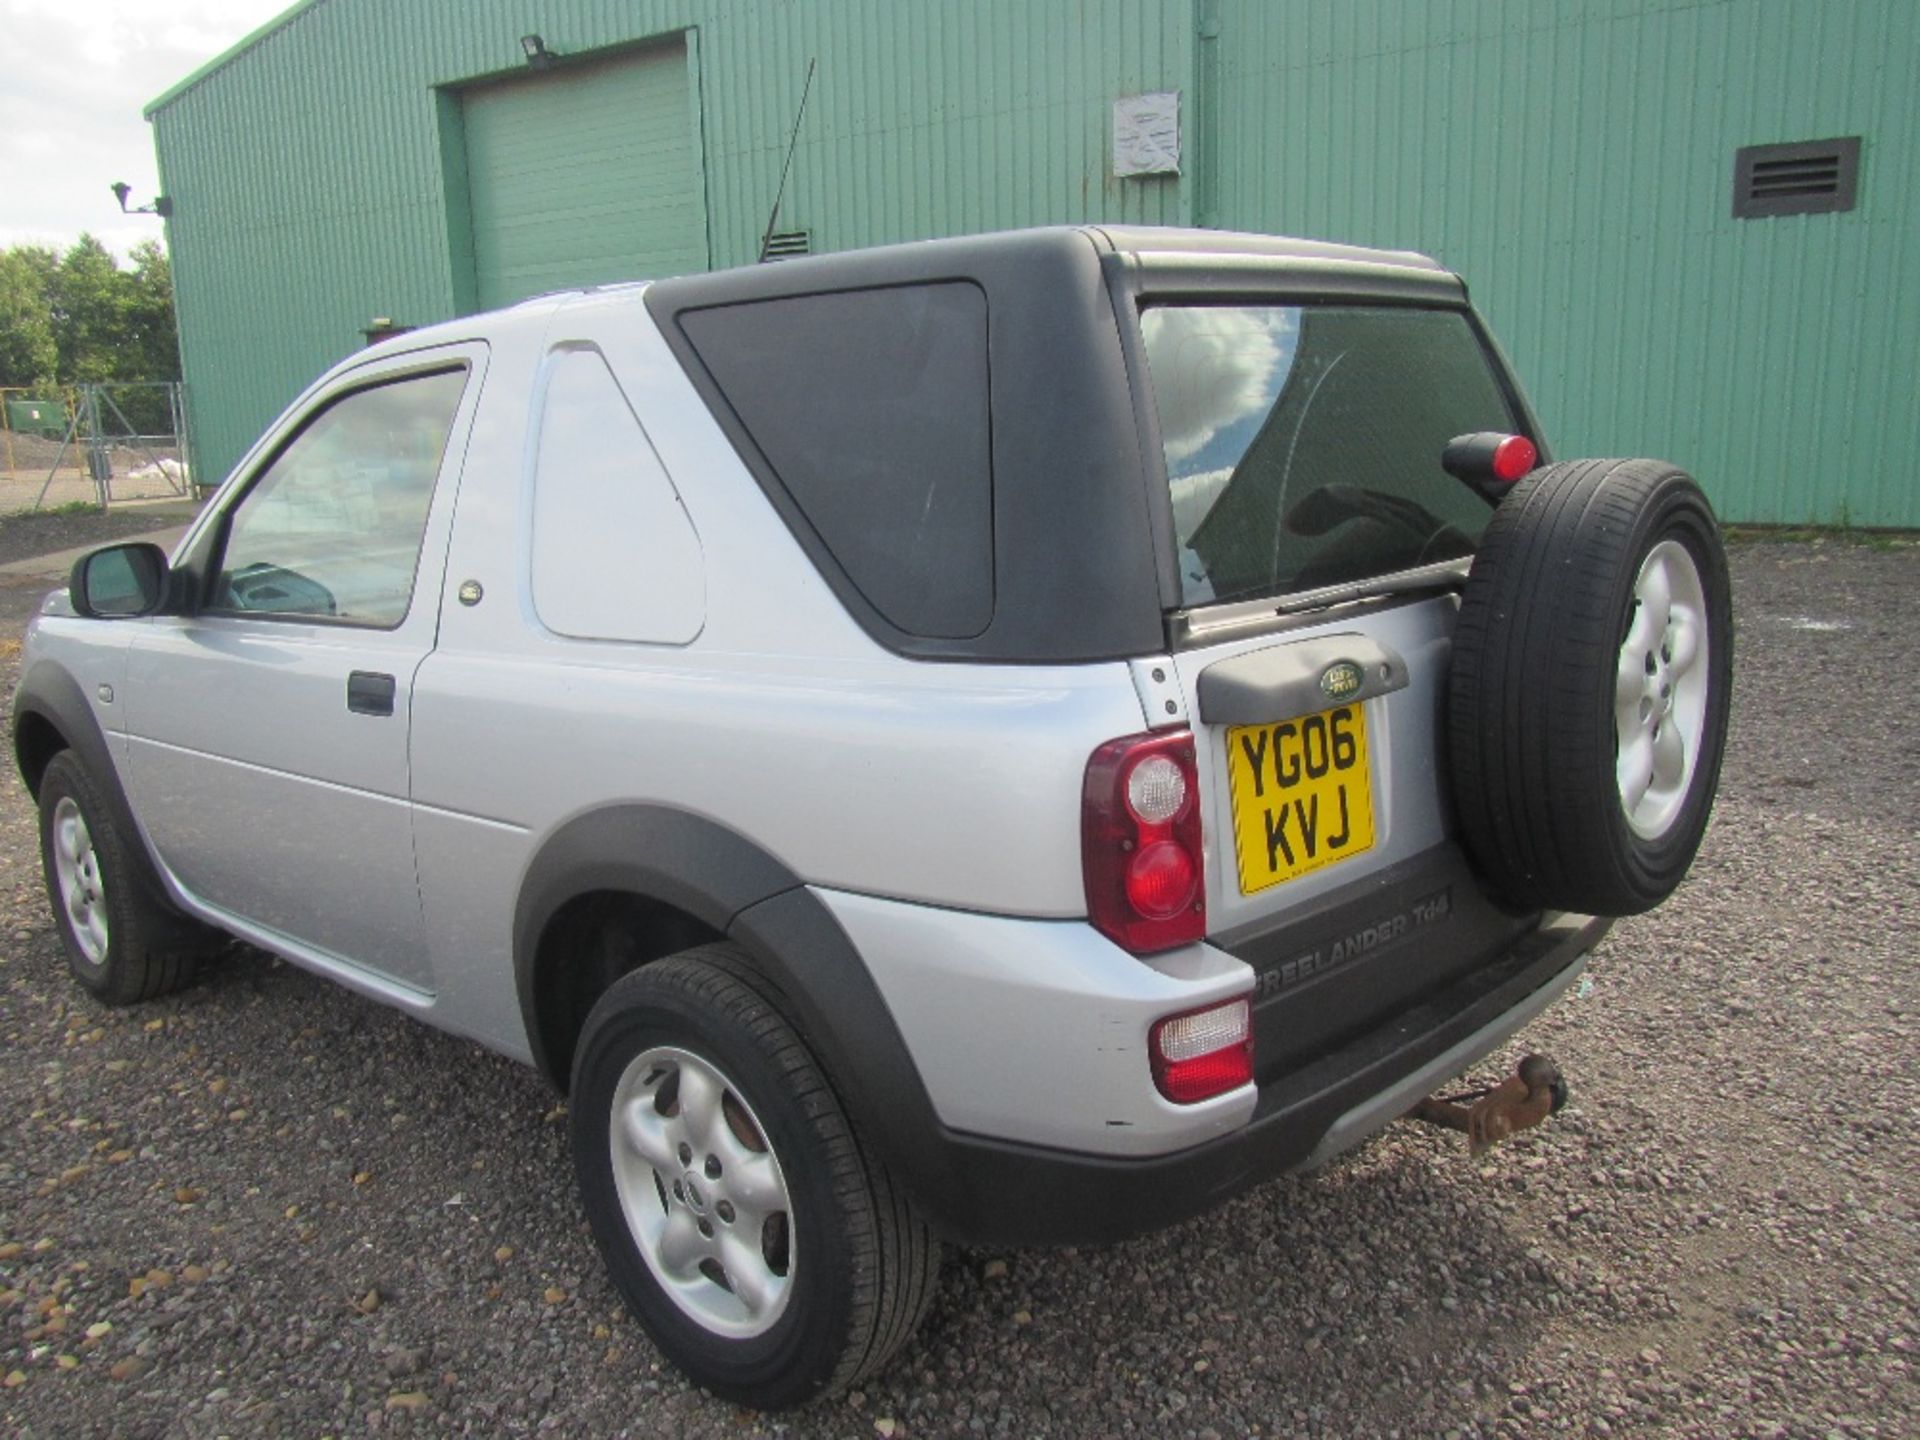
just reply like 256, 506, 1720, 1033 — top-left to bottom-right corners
1448, 458, 1733, 915
36, 751, 204, 1004
610, 1045, 796, 1339
570, 946, 939, 1408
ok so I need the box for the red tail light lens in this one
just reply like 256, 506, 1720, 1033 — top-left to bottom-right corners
1084, 729, 1205, 953
1150, 997, 1253, 1103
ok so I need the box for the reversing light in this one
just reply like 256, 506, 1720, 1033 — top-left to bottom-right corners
1150, 997, 1253, 1104
1125, 754, 1188, 824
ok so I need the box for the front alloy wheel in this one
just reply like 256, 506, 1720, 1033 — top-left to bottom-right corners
50, 794, 110, 966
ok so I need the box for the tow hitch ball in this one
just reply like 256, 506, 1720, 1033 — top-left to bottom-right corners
1404, 1053, 1568, 1154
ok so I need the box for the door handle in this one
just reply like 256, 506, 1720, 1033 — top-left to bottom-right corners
347, 671, 397, 717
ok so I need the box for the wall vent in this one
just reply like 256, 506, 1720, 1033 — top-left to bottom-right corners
760, 229, 811, 261
1733, 137, 1861, 219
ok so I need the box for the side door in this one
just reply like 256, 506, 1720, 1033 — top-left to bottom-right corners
121, 347, 484, 990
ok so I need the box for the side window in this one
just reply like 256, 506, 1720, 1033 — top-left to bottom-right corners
678, 282, 993, 639
530, 348, 705, 645
210, 367, 467, 627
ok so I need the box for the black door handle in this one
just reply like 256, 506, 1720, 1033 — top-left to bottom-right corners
347, 671, 396, 716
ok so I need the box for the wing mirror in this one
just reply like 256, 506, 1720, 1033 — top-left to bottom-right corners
69, 542, 173, 619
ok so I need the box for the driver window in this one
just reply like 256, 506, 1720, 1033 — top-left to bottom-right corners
211, 367, 468, 627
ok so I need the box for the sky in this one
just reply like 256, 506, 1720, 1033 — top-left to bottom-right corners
0, 0, 292, 258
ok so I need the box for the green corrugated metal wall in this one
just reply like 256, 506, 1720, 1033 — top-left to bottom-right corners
150, 0, 1918, 525
1201, 0, 1919, 527
462, 41, 706, 308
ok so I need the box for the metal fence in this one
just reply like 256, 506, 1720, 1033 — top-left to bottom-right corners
0, 382, 196, 513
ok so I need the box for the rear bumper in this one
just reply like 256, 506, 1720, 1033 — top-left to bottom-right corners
892, 911, 1606, 1247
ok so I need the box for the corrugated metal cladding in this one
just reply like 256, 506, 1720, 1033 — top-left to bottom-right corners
151, 0, 1917, 526
462, 42, 706, 308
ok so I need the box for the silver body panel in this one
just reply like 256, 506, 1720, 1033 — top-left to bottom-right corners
818, 886, 1256, 1156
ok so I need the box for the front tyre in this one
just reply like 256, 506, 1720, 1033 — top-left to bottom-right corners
37, 751, 202, 1004
570, 946, 939, 1408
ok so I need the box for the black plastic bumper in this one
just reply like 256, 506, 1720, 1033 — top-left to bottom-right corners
906, 912, 1609, 1248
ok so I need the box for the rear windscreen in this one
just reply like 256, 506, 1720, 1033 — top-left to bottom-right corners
1139, 304, 1520, 608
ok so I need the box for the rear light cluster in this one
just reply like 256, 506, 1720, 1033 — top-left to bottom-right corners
1150, 997, 1253, 1104
1082, 729, 1206, 954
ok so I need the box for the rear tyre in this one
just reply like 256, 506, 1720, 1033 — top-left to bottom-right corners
37, 751, 203, 1004
570, 945, 940, 1409
1447, 459, 1733, 915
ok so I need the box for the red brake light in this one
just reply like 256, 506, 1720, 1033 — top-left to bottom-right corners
1491, 433, 1538, 482
1150, 997, 1253, 1104
1084, 729, 1205, 953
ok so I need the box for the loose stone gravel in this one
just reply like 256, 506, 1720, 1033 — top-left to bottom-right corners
0, 537, 1914, 1438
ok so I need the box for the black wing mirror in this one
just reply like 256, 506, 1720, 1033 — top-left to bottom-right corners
70, 542, 172, 619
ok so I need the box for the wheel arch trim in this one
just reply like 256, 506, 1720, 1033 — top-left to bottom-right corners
12, 659, 182, 916
511, 806, 949, 1202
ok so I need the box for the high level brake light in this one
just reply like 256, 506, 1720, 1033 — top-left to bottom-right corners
1082, 729, 1205, 954
1441, 430, 1539, 501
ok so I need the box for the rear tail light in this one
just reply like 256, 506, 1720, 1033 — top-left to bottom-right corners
1083, 729, 1205, 953
1150, 997, 1253, 1104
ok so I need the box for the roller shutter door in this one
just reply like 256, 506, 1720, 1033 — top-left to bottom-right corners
462, 42, 706, 310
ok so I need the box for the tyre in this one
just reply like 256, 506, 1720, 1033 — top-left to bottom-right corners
569, 945, 940, 1408
1448, 458, 1733, 915
37, 751, 203, 1004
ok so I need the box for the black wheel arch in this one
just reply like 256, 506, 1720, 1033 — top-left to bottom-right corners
13, 658, 183, 919
512, 805, 958, 1221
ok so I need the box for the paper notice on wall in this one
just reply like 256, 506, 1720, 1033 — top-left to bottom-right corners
1113, 91, 1181, 177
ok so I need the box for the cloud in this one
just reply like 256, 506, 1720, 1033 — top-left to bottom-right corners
1142, 306, 1294, 467
0, 0, 288, 256
1169, 464, 1234, 538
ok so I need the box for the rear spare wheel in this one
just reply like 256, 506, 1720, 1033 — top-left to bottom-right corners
1447, 459, 1732, 915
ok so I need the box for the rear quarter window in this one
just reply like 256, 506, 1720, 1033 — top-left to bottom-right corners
678, 282, 993, 639
529, 346, 705, 646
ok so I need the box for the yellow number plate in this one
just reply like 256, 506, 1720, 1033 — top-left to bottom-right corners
1224, 703, 1376, 894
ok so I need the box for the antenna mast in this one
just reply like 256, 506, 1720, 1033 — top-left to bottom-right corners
759, 57, 818, 262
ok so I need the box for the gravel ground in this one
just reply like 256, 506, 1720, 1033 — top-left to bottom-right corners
0, 537, 1914, 1439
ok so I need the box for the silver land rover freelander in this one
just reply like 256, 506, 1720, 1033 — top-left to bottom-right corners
14, 227, 1732, 1408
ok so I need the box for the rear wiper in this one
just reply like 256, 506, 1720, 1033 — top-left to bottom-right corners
1268, 556, 1472, 615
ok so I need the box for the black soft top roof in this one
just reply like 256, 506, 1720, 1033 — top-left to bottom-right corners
645, 227, 1471, 664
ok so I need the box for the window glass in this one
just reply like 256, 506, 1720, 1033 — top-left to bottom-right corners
679, 282, 993, 639
531, 348, 704, 644
1139, 305, 1516, 607
211, 369, 467, 626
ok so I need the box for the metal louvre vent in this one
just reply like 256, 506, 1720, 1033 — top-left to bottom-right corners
760, 229, 811, 261
1733, 137, 1861, 218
